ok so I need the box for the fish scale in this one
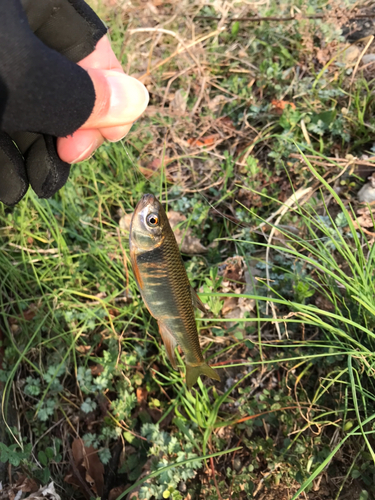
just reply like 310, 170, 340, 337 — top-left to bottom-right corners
129, 193, 221, 388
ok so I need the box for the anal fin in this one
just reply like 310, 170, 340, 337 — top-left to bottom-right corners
158, 322, 177, 370
191, 286, 207, 314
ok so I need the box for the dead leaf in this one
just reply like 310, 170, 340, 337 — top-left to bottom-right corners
145, 1, 159, 14
218, 116, 235, 130
109, 486, 128, 500
217, 426, 234, 440
339, 44, 361, 64
127, 491, 140, 500
167, 211, 208, 254
237, 187, 262, 208
219, 256, 256, 330
357, 206, 375, 215
222, 297, 239, 317
108, 308, 120, 318
136, 387, 148, 405
316, 40, 339, 66
221, 294, 255, 329
187, 133, 220, 147
75, 345, 91, 354
207, 94, 229, 114
137, 158, 174, 181
218, 256, 245, 284
119, 213, 133, 232
356, 212, 374, 228
138, 158, 162, 179
170, 89, 188, 115
271, 99, 296, 115
90, 364, 104, 376
65, 438, 104, 499
355, 206, 375, 228
126, 457, 153, 500
23, 482, 61, 500
15, 475, 39, 494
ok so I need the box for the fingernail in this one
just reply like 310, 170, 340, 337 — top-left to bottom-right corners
70, 139, 99, 164
104, 124, 133, 143
106, 73, 149, 124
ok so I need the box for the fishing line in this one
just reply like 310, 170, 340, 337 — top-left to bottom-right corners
117, 135, 252, 245
105, 26, 264, 240
116, 134, 290, 270
106, 25, 151, 187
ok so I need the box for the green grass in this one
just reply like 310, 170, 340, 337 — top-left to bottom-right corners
1, 0, 375, 498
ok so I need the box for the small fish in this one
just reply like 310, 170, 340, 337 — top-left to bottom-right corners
129, 193, 220, 389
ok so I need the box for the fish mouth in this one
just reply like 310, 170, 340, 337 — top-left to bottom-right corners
141, 193, 156, 205
136, 193, 159, 211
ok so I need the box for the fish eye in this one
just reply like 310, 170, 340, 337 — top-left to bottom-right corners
146, 213, 159, 227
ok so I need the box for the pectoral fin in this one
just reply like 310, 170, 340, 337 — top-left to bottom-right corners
158, 322, 177, 370
191, 286, 207, 314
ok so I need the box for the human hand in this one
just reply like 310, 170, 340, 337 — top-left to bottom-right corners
57, 36, 149, 164
0, 0, 148, 206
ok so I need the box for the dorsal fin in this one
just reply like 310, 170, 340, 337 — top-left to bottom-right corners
158, 322, 177, 369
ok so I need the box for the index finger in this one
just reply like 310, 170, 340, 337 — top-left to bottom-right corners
78, 35, 123, 72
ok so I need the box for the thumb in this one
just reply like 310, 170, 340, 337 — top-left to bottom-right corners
79, 69, 149, 130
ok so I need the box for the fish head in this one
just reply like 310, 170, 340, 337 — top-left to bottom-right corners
129, 193, 167, 250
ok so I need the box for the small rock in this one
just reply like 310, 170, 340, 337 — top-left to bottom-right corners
178, 481, 187, 493
358, 172, 375, 203
339, 44, 361, 64
362, 54, 375, 65
233, 457, 242, 471
225, 377, 235, 390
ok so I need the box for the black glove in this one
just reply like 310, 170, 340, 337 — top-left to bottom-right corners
0, 0, 107, 206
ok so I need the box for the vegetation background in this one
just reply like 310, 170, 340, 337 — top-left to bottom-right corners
1, 0, 375, 499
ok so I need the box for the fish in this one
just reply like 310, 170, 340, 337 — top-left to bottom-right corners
129, 193, 220, 389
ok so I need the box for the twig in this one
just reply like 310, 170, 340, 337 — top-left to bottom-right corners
263, 187, 313, 339
76, 296, 131, 306
161, 65, 195, 108
191, 75, 207, 115
361, 59, 375, 71
350, 35, 374, 85
194, 13, 375, 22
134, 28, 225, 82
290, 153, 375, 168
210, 456, 223, 500
208, 79, 247, 99
300, 119, 311, 145
182, 177, 224, 193
117, 226, 130, 299
257, 186, 312, 230
129, 27, 202, 75
253, 463, 283, 497
6, 242, 59, 254
67, 444, 94, 500
229, 406, 305, 425
31, 418, 64, 453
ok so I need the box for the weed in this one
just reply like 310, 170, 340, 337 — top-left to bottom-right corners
0, 0, 375, 498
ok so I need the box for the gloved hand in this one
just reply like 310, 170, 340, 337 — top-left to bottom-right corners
0, 0, 148, 206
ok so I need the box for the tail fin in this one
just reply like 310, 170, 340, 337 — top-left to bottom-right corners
185, 362, 220, 389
